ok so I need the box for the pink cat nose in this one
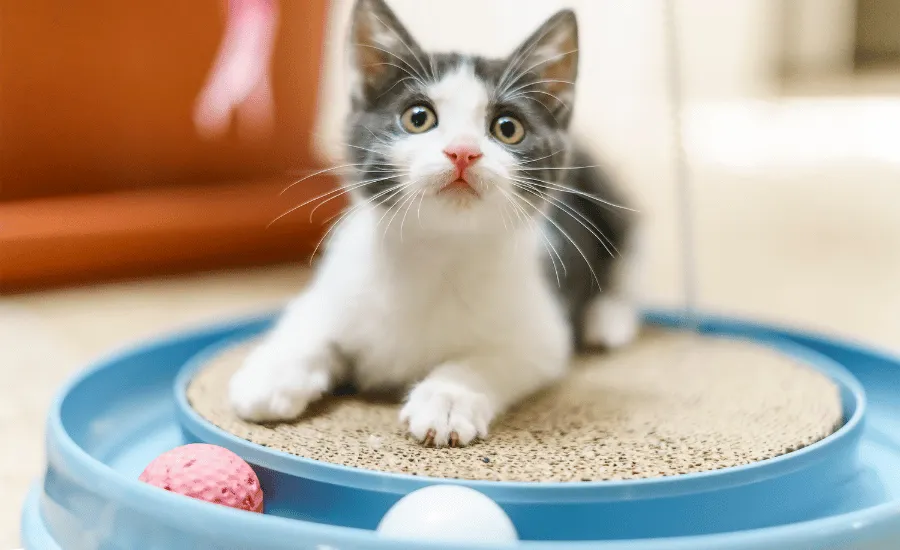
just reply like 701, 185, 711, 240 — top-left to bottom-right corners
443, 146, 483, 177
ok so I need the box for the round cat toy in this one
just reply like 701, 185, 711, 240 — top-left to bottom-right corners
138, 443, 264, 513
377, 485, 518, 543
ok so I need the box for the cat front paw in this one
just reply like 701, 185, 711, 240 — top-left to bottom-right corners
228, 342, 333, 423
399, 379, 493, 448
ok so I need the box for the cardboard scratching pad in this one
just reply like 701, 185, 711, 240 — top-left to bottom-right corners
186, 331, 843, 482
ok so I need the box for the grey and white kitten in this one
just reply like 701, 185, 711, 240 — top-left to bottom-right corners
229, 0, 640, 447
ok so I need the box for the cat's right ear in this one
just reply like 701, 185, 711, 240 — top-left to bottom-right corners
348, 0, 426, 104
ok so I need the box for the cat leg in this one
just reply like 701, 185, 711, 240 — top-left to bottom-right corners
582, 294, 640, 349
229, 293, 345, 422
400, 352, 566, 447
582, 223, 645, 350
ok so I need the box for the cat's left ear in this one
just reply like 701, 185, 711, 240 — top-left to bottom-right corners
349, 0, 428, 104
501, 9, 579, 123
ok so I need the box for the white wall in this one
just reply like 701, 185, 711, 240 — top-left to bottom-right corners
781, 0, 856, 76
312, 0, 780, 169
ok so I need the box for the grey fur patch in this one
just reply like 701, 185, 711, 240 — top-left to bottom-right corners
538, 148, 634, 349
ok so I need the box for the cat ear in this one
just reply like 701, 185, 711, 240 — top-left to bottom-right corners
349, 0, 427, 103
501, 10, 579, 121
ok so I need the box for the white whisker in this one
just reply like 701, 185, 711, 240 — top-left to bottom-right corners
510, 187, 601, 289
415, 187, 427, 228
496, 187, 565, 286
361, 125, 392, 146
310, 183, 406, 264
428, 52, 438, 85
509, 94, 561, 122
514, 164, 596, 172
307, 175, 403, 222
355, 41, 429, 84
511, 175, 635, 212
511, 149, 566, 166
499, 48, 579, 97
512, 182, 618, 257
399, 189, 424, 242
507, 89, 571, 112
496, 197, 511, 232
281, 163, 373, 195
495, 15, 570, 97
378, 186, 419, 246
270, 175, 401, 227
363, 61, 427, 88
342, 142, 392, 158
503, 79, 575, 97
370, 14, 434, 82
375, 76, 420, 100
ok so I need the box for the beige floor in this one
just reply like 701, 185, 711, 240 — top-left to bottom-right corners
3, 103, 900, 548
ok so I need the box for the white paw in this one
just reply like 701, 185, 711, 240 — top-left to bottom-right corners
228, 342, 333, 423
399, 379, 493, 447
583, 296, 640, 349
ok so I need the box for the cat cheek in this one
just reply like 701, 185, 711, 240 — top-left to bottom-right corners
481, 148, 516, 179
386, 139, 419, 169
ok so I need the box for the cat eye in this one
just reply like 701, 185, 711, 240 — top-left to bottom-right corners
491, 116, 526, 145
400, 105, 437, 134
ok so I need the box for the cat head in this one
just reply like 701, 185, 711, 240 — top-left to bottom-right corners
345, 0, 579, 235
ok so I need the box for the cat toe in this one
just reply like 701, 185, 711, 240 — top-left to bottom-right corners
400, 380, 492, 448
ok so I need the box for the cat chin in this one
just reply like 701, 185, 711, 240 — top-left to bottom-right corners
407, 190, 528, 235
437, 197, 481, 217
435, 187, 481, 209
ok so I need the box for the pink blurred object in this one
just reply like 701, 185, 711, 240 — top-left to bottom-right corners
194, 0, 279, 140
139, 443, 264, 513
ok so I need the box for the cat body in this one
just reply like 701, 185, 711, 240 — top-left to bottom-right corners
229, 0, 639, 447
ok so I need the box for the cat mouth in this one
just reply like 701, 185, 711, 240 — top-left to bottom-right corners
439, 178, 480, 197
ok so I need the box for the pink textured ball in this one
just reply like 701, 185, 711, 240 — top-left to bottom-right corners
139, 444, 264, 513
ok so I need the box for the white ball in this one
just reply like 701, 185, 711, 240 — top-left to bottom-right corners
377, 485, 519, 543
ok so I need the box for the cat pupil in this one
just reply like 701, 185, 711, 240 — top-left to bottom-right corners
411, 109, 427, 127
500, 120, 515, 138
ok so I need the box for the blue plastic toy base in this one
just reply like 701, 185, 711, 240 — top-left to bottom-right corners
21, 310, 900, 549
172, 325, 867, 541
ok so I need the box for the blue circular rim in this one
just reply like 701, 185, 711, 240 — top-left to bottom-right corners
36, 311, 897, 550
174, 321, 866, 503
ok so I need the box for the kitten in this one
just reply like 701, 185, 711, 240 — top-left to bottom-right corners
229, 0, 639, 447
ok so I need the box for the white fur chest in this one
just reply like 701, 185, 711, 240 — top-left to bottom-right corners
313, 208, 571, 390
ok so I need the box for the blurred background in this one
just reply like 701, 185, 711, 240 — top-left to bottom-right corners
2, 0, 900, 546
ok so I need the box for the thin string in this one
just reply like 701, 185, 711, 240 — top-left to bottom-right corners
663, 0, 699, 332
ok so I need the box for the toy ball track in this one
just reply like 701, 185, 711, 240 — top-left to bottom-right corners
22, 311, 900, 550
